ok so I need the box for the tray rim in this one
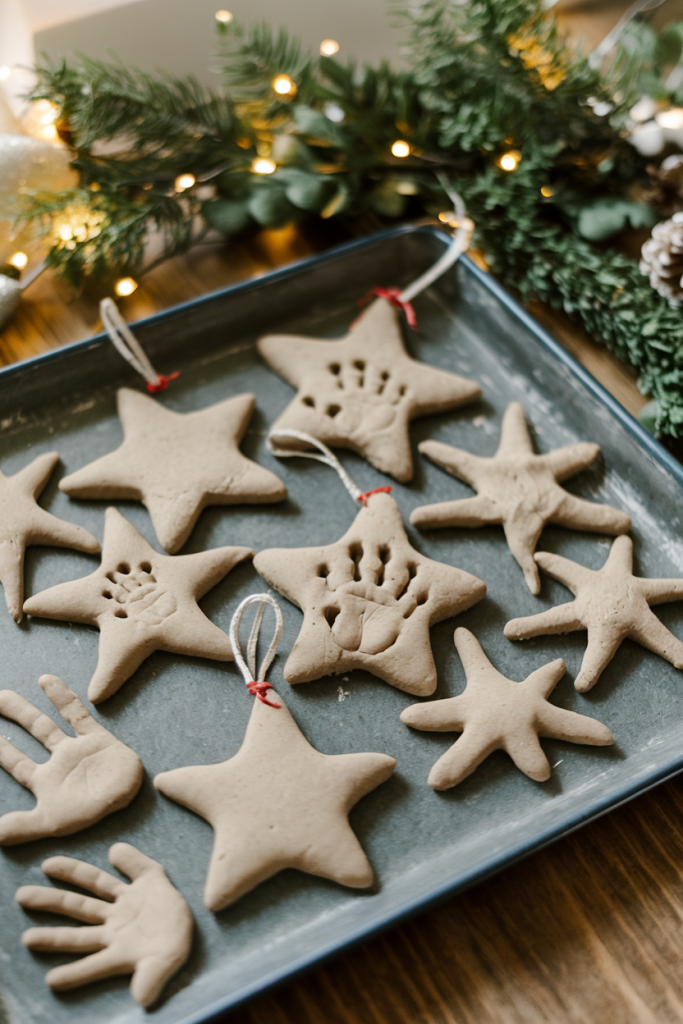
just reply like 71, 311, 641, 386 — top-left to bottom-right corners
4, 223, 683, 1023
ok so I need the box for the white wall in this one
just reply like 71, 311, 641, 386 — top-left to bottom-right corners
34, 0, 403, 85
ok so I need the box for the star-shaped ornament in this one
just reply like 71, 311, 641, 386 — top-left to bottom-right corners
253, 491, 486, 695
154, 693, 396, 910
23, 507, 252, 703
257, 297, 481, 483
0, 452, 100, 622
60, 388, 287, 554
505, 535, 683, 692
401, 628, 613, 790
411, 402, 631, 594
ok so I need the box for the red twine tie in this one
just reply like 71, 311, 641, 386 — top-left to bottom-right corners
247, 681, 281, 708
358, 287, 417, 329
358, 486, 393, 507
146, 371, 181, 394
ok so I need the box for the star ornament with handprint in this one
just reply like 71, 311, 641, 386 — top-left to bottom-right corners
16, 843, 194, 1007
254, 491, 486, 695
0, 675, 142, 845
257, 297, 481, 483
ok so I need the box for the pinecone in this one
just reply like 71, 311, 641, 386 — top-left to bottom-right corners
640, 213, 683, 303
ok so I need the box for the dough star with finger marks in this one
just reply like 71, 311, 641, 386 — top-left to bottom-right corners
401, 628, 613, 790
411, 402, 631, 594
257, 297, 481, 482
154, 693, 396, 911
253, 491, 486, 695
505, 535, 683, 692
59, 388, 286, 553
0, 452, 100, 622
16, 843, 193, 1007
24, 507, 252, 703
0, 675, 142, 844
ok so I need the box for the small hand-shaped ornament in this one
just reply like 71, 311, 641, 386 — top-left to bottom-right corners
16, 843, 194, 1007
0, 675, 142, 844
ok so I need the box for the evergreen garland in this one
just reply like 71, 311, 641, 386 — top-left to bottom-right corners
17, 0, 683, 437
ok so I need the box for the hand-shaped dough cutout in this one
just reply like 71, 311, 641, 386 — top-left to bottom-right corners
0, 675, 143, 845
16, 843, 194, 1007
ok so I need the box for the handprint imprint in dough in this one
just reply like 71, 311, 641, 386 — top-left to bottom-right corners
320, 541, 426, 656
301, 361, 410, 441
101, 560, 177, 625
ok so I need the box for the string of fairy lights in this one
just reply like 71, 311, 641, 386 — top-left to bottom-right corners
2, 7, 525, 300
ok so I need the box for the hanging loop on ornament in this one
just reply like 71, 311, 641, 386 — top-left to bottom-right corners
395, 176, 474, 308
100, 298, 180, 394
229, 593, 283, 708
357, 287, 417, 328
268, 428, 392, 508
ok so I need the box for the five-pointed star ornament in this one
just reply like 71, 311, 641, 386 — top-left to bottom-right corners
257, 297, 482, 483
23, 507, 253, 703
59, 388, 287, 554
410, 402, 631, 594
505, 535, 683, 692
253, 491, 486, 695
401, 628, 613, 790
0, 452, 100, 622
154, 692, 396, 910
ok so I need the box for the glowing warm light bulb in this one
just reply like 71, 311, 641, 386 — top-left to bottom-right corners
175, 173, 196, 191
498, 151, 520, 171
540, 185, 554, 197
115, 277, 138, 297
58, 225, 73, 241
215, 9, 233, 22
9, 252, 28, 270
252, 157, 276, 174
0, 66, 11, 81
272, 74, 296, 96
320, 39, 340, 56
438, 211, 459, 227
391, 140, 410, 158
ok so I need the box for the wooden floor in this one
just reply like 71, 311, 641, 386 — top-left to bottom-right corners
5, 225, 683, 1024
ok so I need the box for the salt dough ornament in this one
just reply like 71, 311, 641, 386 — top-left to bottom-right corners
16, 843, 193, 1007
411, 402, 631, 594
401, 627, 613, 790
0, 451, 100, 622
59, 387, 286, 553
24, 507, 252, 703
505, 535, 683, 692
254, 433, 486, 695
257, 296, 481, 483
155, 594, 396, 911
0, 675, 142, 845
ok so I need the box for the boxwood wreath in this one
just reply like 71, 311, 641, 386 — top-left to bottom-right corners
14, 0, 683, 438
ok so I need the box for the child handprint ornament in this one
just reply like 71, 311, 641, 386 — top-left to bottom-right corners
253, 432, 486, 695
154, 594, 396, 911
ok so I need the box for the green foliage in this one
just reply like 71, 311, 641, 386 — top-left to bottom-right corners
19, 1, 683, 437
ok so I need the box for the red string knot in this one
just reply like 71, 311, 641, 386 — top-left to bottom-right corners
146, 371, 181, 394
358, 287, 417, 329
247, 681, 281, 708
358, 486, 393, 507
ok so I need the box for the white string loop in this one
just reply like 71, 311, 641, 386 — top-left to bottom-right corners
229, 593, 283, 706
267, 428, 366, 505
398, 177, 474, 304
100, 297, 168, 391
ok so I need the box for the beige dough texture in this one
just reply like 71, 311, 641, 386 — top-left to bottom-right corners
16, 842, 194, 1007
257, 297, 481, 483
505, 535, 683, 692
0, 675, 142, 845
0, 451, 100, 622
59, 388, 286, 553
253, 491, 486, 695
154, 692, 396, 911
410, 402, 631, 594
24, 507, 252, 703
401, 627, 614, 790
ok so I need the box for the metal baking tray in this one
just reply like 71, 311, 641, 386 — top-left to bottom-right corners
2, 225, 683, 1024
